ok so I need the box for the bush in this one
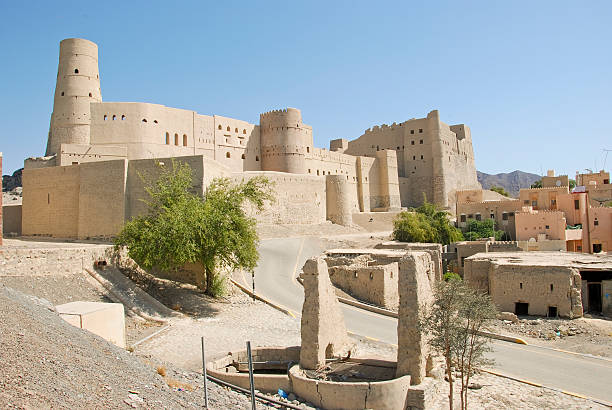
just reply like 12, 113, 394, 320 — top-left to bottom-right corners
392, 200, 463, 245
443, 272, 462, 281
463, 219, 505, 241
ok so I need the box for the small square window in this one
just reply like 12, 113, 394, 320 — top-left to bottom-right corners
410, 130, 414, 134
420, 155, 424, 159
545, 225, 549, 229
419, 139, 423, 144
502, 213, 508, 221
490, 213, 495, 219
411, 141, 415, 145
419, 128, 423, 133
475, 214, 482, 221
460, 214, 466, 222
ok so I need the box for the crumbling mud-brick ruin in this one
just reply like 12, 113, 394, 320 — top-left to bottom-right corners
17, 38, 480, 239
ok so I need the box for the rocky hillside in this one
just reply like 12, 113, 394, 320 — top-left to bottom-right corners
2, 168, 22, 191
477, 170, 540, 198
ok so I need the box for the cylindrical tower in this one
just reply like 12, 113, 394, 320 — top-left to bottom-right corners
259, 108, 310, 174
46, 38, 102, 157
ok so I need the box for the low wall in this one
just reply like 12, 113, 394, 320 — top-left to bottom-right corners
289, 364, 438, 410
2, 204, 22, 236
206, 346, 300, 394
0, 245, 113, 277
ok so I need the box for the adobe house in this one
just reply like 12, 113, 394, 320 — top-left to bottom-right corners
464, 252, 612, 318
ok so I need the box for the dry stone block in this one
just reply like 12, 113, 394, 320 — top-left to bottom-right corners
396, 252, 435, 384
300, 257, 350, 370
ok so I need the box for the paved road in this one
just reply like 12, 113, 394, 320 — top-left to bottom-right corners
246, 237, 612, 404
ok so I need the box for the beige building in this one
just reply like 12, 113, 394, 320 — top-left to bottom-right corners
455, 188, 521, 240
19, 38, 481, 239
464, 252, 612, 318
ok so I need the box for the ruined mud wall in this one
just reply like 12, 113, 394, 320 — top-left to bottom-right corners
328, 262, 399, 310
489, 264, 582, 318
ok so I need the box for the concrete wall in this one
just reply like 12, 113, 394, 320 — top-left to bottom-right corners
489, 265, 582, 318
3, 204, 22, 236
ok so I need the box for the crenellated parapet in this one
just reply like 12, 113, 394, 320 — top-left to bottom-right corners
259, 107, 312, 174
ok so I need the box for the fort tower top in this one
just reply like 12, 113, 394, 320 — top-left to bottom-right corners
46, 38, 102, 157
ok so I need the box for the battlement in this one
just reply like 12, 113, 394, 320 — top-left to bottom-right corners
458, 199, 520, 206
520, 186, 569, 193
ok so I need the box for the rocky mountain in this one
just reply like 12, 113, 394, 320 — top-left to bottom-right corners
477, 170, 541, 198
2, 168, 22, 191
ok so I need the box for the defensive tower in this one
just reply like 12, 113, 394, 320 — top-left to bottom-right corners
46, 38, 102, 157
259, 108, 312, 174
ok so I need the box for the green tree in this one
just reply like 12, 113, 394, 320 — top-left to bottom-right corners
530, 179, 542, 188
420, 279, 496, 410
115, 160, 274, 296
392, 200, 463, 245
463, 219, 505, 241
569, 179, 576, 190
489, 185, 510, 197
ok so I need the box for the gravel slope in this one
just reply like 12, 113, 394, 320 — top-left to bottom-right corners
0, 284, 274, 409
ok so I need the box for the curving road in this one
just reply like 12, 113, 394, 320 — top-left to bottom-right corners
244, 237, 612, 405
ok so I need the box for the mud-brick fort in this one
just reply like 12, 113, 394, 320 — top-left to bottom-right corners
21, 38, 480, 239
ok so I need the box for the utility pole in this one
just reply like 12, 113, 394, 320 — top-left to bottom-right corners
603, 149, 611, 170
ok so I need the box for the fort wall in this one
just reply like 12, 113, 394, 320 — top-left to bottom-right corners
22, 160, 127, 239
232, 171, 326, 225
325, 175, 358, 226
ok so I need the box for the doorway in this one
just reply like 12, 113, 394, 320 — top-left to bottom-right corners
547, 306, 558, 317
587, 283, 602, 314
515, 302, 529, 316
593, 243, 602, 253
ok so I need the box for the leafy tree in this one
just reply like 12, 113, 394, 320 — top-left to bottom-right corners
530, 179, 542, 188
392, 200, 463, 245
489, 185, 510, 197
115, 160, 274, 296
463, 219, 505, 241
420, 279, 497, 410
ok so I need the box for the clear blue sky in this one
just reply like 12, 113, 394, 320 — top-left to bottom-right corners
1, 1, 611, 177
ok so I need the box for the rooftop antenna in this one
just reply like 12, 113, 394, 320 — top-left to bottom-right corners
603, 148, 611, 170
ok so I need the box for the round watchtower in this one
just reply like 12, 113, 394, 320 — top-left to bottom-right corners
46, 38, 102, 157
259, 108, 311, 174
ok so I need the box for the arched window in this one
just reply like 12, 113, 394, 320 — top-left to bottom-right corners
243, 129, 247, 134
227, 126, 231, 131
153, 120, 158, 124
183, 134, 187, 146
235, 128, 238, 133
142, 119, 147, 123
226, 152, 231, 158
61, 92, 64, 96
103, 115, 107, 121
255, 156, 259, 161
89, 92, 92, 97
121, 115, 126, 120
74, 68, 79, 74
174, 133, 179, 145
241, 154, 246, 159
112, 115, 116, 120
218, 124, 222, 130
165, 132, 169, 144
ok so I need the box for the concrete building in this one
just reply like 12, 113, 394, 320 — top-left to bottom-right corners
18, 38, 481, 239
464, 252, 612, 318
